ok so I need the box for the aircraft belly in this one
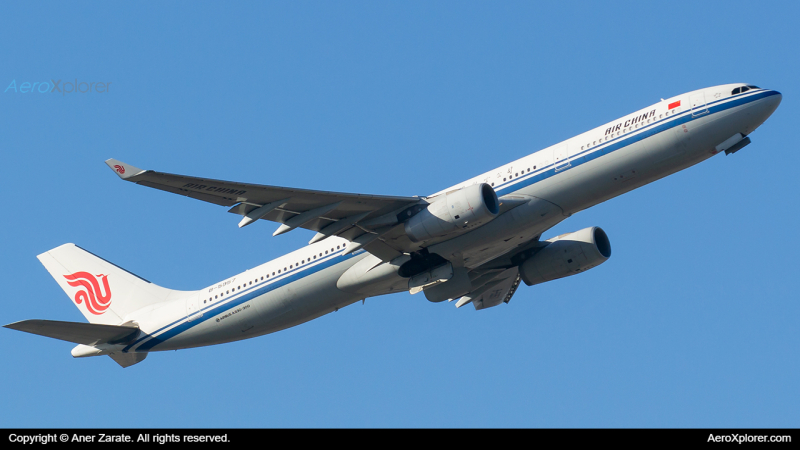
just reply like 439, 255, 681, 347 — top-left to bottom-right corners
246, 260, 361, 337
535, 136, 668, 213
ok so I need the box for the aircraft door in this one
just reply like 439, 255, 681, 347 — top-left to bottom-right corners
690, 92, 708, 117
553, 144, 570, 171
186, 295, 203, 322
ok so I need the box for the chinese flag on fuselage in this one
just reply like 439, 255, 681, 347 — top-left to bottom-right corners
668, 100, 681, 110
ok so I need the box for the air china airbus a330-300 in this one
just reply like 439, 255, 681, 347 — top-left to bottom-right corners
6, 83, 781, 367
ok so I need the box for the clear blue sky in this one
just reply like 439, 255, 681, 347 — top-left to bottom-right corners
1, 1, 798, 427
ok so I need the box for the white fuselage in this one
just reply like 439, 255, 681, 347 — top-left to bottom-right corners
120, 84, 781, 354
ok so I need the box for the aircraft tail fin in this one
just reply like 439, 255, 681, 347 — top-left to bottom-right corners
37, 243, 194, 325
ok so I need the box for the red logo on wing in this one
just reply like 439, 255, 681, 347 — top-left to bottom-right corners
114, 165, 125, 174
63, 272, 112, 315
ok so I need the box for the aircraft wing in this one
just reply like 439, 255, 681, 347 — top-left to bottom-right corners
106, 159, 423, 261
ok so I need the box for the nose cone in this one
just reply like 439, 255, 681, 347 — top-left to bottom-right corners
743, 90, 782, 134
764, 90, 782, 117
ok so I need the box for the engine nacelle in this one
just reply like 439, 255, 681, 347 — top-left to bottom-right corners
405, 183, 499, 242
519, 227, 611, 286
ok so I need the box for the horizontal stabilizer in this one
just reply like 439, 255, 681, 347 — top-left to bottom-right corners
4, 319, 139, 346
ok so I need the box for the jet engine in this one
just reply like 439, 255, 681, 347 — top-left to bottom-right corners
518, 227, 611, 286
405, 183, 499, 242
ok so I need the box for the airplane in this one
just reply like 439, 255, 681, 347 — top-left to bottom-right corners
5, 83, 781, 367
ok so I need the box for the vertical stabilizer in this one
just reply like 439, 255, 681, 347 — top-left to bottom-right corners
37, 244, 195, 325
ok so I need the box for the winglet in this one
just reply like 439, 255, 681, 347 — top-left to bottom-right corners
105, 159, 145, 180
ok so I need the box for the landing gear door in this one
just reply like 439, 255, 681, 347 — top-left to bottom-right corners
690, 92, 708, 117
553, 144, 570, 172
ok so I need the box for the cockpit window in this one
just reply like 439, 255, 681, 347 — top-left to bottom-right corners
732, 85, 761, 95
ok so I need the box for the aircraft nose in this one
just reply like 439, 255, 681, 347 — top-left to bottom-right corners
744, 90, 782, 133
766, 90, 782, 115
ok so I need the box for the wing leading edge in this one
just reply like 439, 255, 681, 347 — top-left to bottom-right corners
105, 159, 422, 261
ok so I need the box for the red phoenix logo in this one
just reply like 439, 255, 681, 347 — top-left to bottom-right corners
114, 164, 125, 174
64, 272, 112, 315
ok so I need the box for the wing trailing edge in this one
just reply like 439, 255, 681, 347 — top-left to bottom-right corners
106, 158, 423, 261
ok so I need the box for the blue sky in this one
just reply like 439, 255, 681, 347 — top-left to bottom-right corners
1, 1, 798, 427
